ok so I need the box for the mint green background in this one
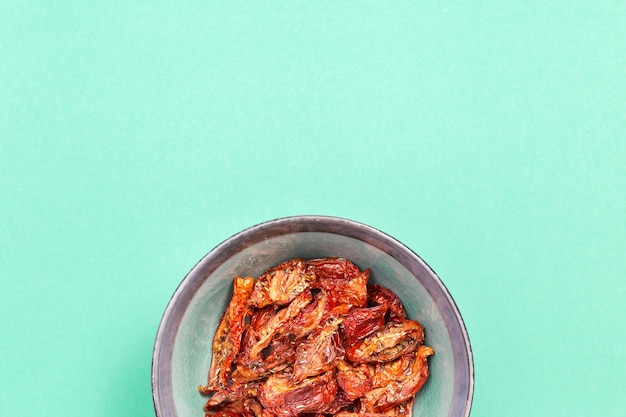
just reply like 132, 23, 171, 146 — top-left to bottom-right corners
1, 2, 624, 416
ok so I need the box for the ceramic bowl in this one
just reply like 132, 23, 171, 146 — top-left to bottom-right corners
152, 215, 473, 417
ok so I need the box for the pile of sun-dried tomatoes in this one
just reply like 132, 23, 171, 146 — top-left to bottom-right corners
199, 258, 434, 417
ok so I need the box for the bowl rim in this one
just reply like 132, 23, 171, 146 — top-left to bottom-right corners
152, 215, 474, 417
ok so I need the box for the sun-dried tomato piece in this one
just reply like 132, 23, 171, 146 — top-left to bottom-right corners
247, 290, 312, 361
381, 398, 414, 417
307, 258, 362, 280
292, 317, 345, 382
232, 335, 298, 383
204, 411, 243, 417
371, 354, 413, 390
249, 259, 315, 308
248, 306, 278, 331
235, 307, 285, 373
200, 276, 255, 393
286, 290, 329, 339
361, 345, 434, 412
307, 258, 369, 308
321, 387, 354, 415
204, 381, 262, 412
346, 320, 425, 364
341, 304, 388, 348
259, 371, 338, 417
368, 284, 406, 323
242, 398, 263, 417
336, 360, 374, 401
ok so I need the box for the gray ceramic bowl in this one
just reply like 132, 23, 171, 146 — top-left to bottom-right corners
152, 215, 473, 417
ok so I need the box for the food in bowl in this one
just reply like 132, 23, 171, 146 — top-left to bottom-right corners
198, 257, 435, 417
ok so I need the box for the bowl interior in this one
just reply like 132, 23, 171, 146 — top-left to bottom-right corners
158, 230, 465, 417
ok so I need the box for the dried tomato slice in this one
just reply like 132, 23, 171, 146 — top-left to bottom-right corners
307, 258, 369, 308
286, 289, 329, 340
292, 316, 345, 382
247, 290, 311, 361
259, 371, 338, 417
368, 284, 407, 323
335, 360, 374, 401
346, 320, 425, 364
341, 304, 388, 348
249, 259, 315, 308
200, 276, 254, 393
361, 346, 435, 412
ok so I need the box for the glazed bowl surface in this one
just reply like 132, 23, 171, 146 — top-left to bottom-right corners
152, 216, 473, 417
